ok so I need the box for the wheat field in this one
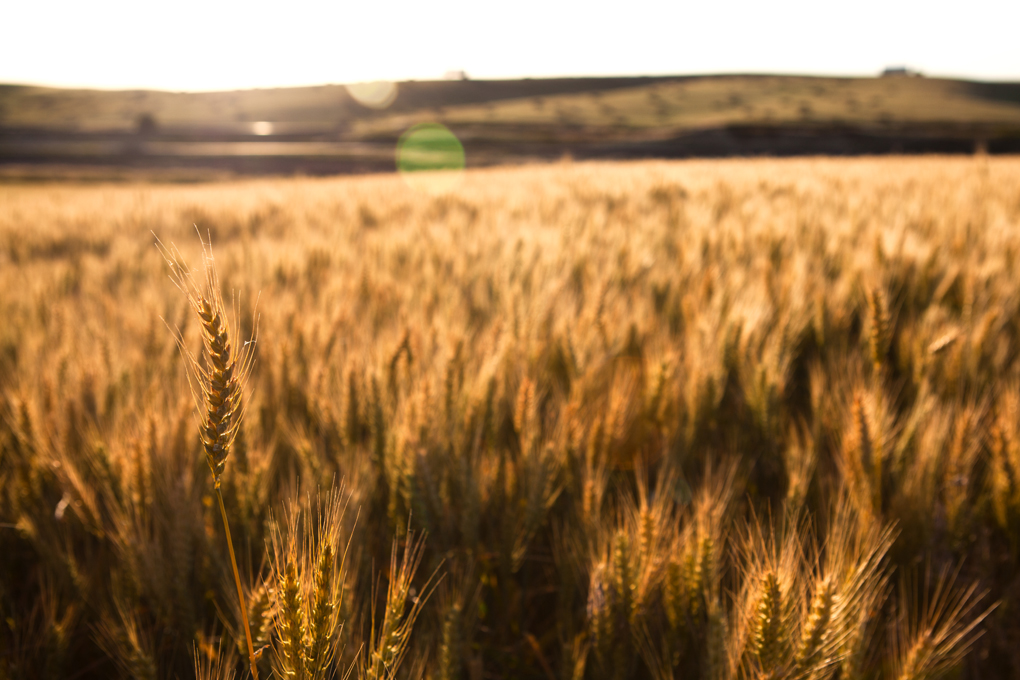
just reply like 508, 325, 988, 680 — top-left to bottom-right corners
2, 156, 1020, 679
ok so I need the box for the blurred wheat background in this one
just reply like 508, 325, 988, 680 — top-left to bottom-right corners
2, 156, 1019, 679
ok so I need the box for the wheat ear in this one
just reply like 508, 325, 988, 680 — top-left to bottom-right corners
157, 232, 260, 680
868, 288, 889, 378
366, 530, 437, 680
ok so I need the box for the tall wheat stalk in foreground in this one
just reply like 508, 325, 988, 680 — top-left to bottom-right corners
158, 234, 260, 680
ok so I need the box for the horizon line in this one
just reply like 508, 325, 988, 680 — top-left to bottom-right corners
3, 69, 1019, 94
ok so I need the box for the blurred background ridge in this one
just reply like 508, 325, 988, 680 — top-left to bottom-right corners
2, 73, 1020, 178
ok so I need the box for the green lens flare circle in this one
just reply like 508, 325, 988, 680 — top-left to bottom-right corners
396, 123, 465, 174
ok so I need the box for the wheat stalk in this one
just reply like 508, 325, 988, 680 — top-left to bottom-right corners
157, 232, 260, 680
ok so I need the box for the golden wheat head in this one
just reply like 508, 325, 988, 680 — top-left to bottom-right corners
155, 231, 257, 488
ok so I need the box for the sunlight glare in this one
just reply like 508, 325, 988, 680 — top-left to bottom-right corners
346, 81, 398, 110
396, 122, 466, 193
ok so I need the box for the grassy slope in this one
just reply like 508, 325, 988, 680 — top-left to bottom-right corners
2, 75, 1019, 136
358, 76, 1020, 137
0, 77, 681, 132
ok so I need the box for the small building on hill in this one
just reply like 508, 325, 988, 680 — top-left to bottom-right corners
881, 66, 923, 77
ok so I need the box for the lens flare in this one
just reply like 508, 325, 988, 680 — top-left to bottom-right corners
396, 123, 465, 172
396, 122, 466, 193
346, 81, 398, 110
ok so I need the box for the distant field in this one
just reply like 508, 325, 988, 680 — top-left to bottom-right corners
2, 75, 1020, 176
358, 76, 1020, 134
3, 157, 1020, 679
0, 77, 685, 132
4, 75, 1020, 134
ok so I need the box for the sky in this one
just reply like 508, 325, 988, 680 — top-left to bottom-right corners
3, 0, 1019, 91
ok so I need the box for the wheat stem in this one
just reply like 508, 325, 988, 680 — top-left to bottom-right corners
217, 488, 259, 680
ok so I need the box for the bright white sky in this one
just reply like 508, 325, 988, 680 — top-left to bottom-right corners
3, 0, 1018, 91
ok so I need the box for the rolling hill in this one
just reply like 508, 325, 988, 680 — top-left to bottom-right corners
2, 74, 1019, 177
